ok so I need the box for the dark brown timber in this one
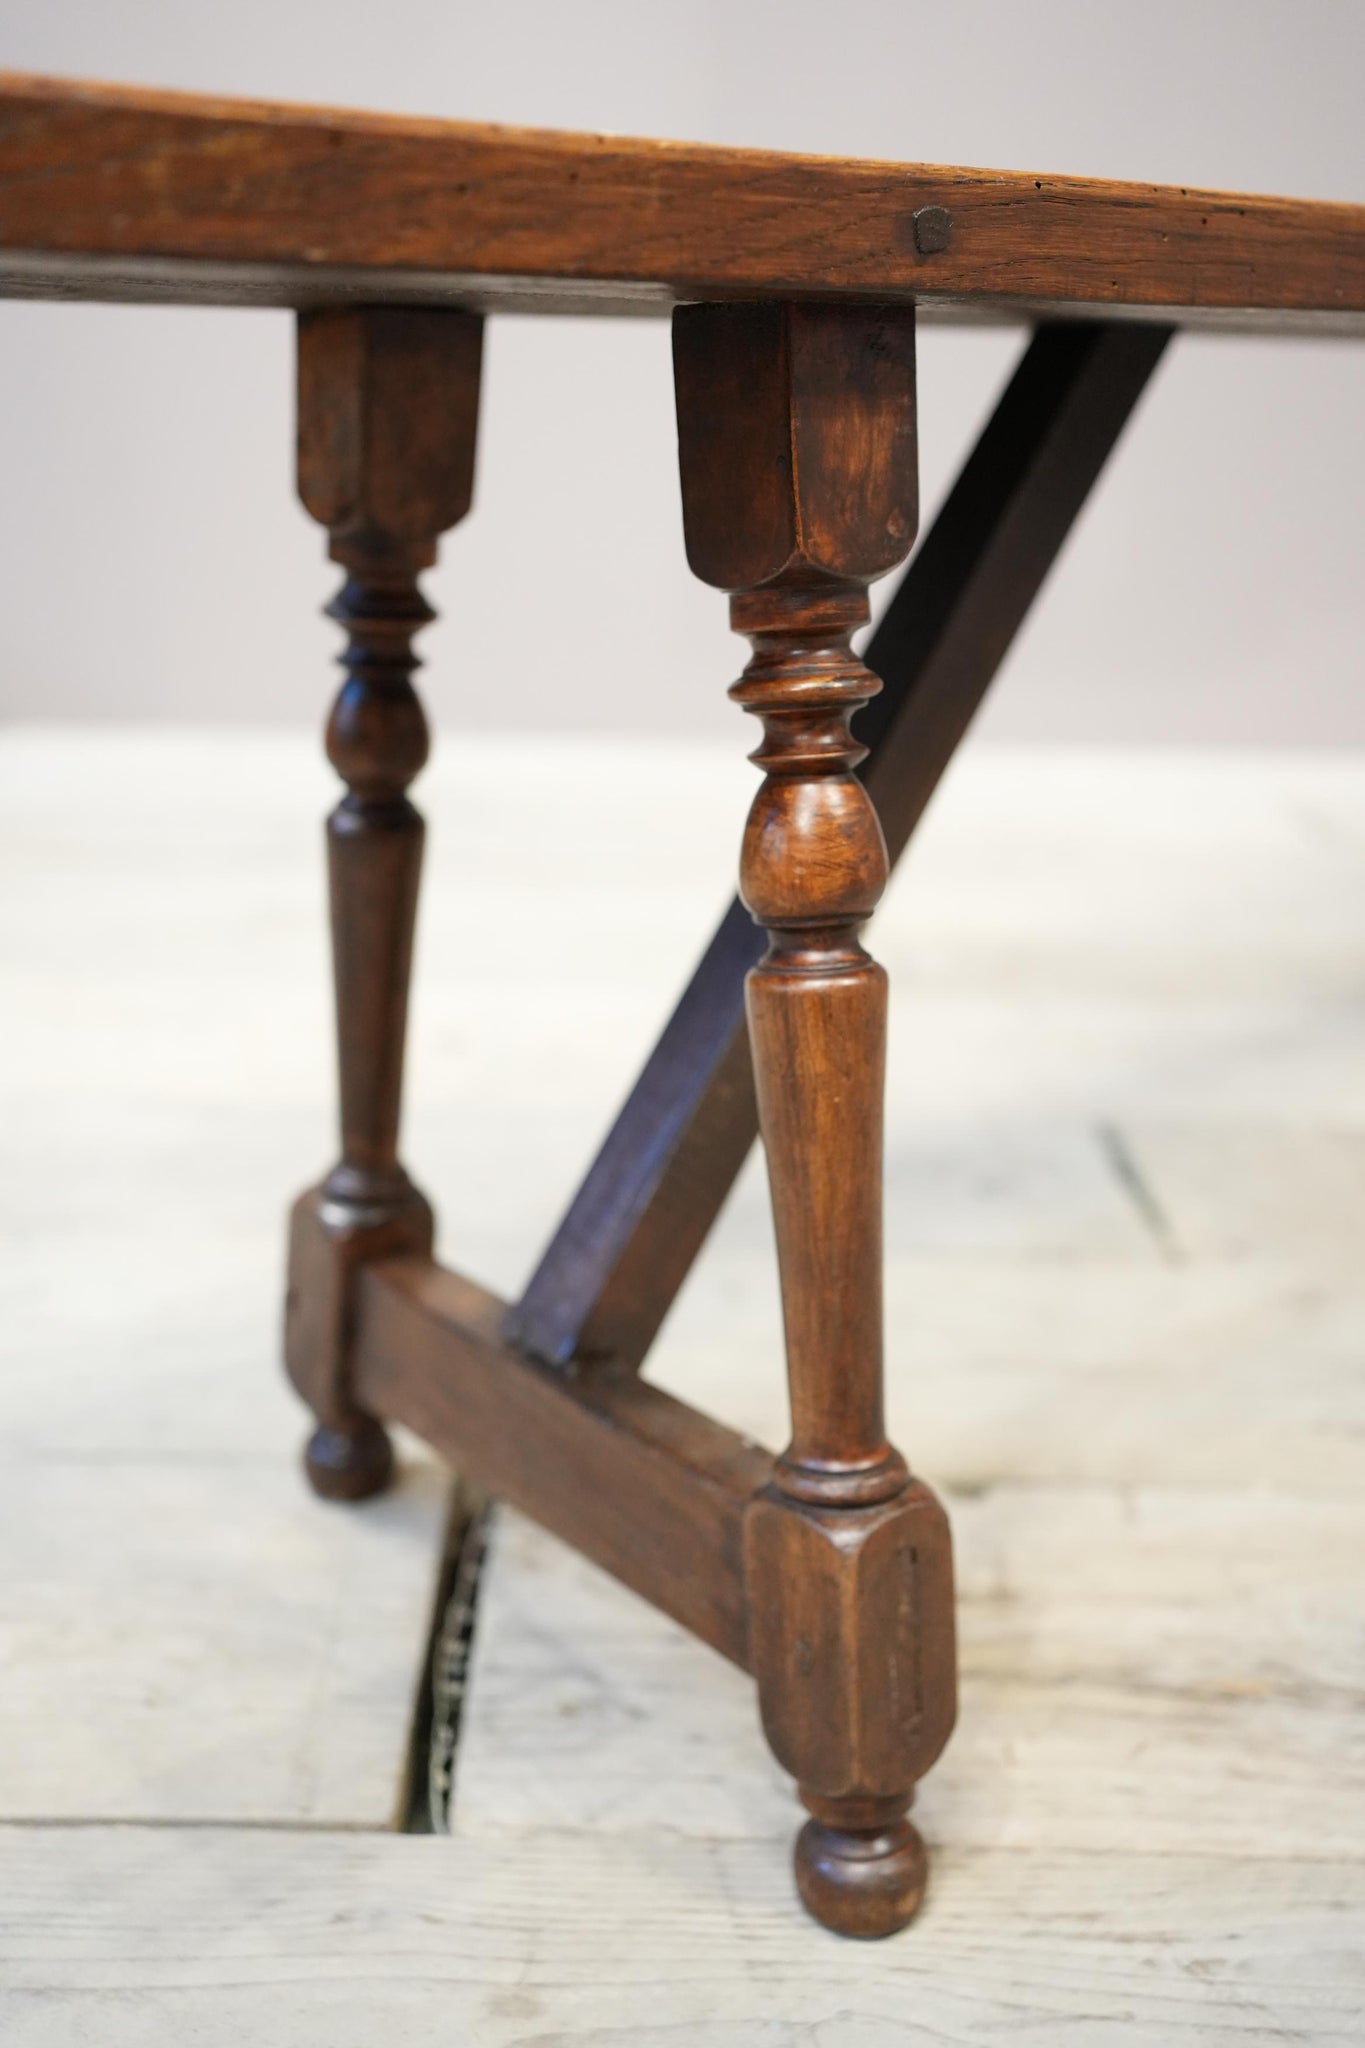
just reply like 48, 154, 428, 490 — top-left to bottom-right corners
354, 1259, 771, 1667
14, 64, 1363, 1950
278, 304, 960, 1931
510, 320, 1172, 1373
284, 305, 483, 1500
1, 74, 1363, 330
670, 301, 956, 1937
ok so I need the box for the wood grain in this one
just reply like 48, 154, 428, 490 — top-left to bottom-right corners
0, 1460, 451, 1825
3, 1827, 1360, 2045
462, 1486, 1365, 1861
2, 72, 1364, 329
6, 732, 1365, 2032
352, 1257, 771, 1668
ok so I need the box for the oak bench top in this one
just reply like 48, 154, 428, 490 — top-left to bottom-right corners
1, 71, 1363, 332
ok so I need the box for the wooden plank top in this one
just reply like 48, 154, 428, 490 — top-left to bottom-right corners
2, 71, 1364, 332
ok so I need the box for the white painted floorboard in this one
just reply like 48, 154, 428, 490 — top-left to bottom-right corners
2, 1827, 1361, 2047
2, 730, 1363, 2041
0, 730, 459, 1828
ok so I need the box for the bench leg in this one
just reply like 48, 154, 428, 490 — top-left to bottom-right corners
282, 306, 483, 1500
512, 321, 1171, 1376
673, 301, 957, 1936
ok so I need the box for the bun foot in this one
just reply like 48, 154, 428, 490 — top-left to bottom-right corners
794, 1793, 927, 1938
303, 1417, 394, 1502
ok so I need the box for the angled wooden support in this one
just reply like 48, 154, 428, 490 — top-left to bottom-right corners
508, 319, 1172, 1373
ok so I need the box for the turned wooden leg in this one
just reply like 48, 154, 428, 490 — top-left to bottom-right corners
284, 306, 483, 1501
673, 302, 957, 1935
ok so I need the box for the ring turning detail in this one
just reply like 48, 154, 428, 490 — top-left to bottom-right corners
673, 300, 955, 1931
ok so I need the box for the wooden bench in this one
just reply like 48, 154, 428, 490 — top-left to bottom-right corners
4, 70, 1361, 1937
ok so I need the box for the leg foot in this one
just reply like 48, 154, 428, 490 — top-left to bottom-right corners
794, 1793, 927, 1939
303, 1416, 394, 1502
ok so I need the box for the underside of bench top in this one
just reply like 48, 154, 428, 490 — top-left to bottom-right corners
1, 71, 1363, 330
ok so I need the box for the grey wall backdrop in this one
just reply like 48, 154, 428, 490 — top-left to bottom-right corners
1, 0, 1363, 742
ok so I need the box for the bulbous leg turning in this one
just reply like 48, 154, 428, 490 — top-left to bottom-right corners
795, 1792, 927, 1938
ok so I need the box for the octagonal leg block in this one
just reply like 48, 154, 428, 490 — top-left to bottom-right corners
744, 1477, 957, 1936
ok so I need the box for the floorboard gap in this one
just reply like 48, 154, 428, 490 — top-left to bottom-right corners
401, 1486, 494, 1835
